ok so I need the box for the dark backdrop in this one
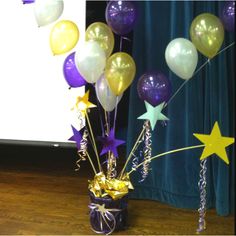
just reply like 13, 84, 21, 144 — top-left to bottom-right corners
126, 1, 235, 216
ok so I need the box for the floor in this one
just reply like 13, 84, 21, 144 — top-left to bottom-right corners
0, 164, 234, 235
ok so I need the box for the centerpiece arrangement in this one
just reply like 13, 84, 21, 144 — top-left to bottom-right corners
23, 0, 235, 234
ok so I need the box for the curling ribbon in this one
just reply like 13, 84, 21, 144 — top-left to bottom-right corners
130, 127, 145, 171
77, 110, 85, 130
88, 203, 121, 235
107, 152, 117, 179
131, 152, 140, 171
139, 120, 152, 182
75, 129, 89, 171
196, 159, 207, 233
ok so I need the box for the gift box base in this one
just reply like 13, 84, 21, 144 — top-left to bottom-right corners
89, 192, 128, 234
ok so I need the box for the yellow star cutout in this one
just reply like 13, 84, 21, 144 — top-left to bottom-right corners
193, 122, 234, 164
72, 90, 96, 116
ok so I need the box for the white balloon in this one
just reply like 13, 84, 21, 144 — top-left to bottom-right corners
75, 41, 106, 84
34, 0, 64, 27
95, 74, 123, 112
165, 38, 198, 80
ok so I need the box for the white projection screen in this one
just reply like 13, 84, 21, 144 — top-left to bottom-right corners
0, 0, 86, 146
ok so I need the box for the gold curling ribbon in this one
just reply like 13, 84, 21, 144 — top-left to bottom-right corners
88, 172, 133, 200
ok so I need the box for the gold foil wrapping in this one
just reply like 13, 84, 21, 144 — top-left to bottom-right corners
88, 172, 133, 200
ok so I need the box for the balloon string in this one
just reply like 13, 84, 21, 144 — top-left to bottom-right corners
108, 111, 111, 132
127, 144, 205, 177
122, 37, 131, 42
215, 41, 235, 56
85, 111, 102, 172
120, 36, 123, 52
105, 110, 112, 178
93, 84, 105, 136
164, 59, 210, 108
85, 151, 98, 175
104, 110, 112, 178
104, 110, 110, 135
164, 42, 235, 108
119, 36, 131, 52
113, 97, 119, 133
118, 126, 146, 179
114, 35, 125, 133
165, 79, 190, 108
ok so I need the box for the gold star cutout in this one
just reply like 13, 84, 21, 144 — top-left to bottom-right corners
193, 122, 234, 164
72, 90, 96, 116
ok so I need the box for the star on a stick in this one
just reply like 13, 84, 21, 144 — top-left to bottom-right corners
193, 122, 235, 164
98, 128, 125, 157
68, 125, 83, 149
72, 90, 96, 116
138, 102, 169, 130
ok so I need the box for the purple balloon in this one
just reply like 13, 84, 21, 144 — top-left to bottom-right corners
22, 0, 35, 4
220, 1, 235, 32
137, 72, 172, 107
105, 0, 137, 35
63, 52, 87, 88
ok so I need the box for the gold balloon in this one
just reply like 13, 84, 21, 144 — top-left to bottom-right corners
105, 52, 136, 96
50, 20, 79, 55
190, 13, 224, 59
85, 22, 114, 58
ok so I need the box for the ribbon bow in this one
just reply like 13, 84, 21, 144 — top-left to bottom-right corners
89, 203, 121, 235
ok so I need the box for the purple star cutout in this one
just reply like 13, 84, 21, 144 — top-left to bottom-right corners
68, 125, 83, 149
98, 128, 125, 157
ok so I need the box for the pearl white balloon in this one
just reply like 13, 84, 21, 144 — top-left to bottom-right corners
34, 0, 64, 27
95, 74, 123, 112
75, 41, 106, 84
165, 38, 198, 80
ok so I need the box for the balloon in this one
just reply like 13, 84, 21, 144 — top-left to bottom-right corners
190, 13, 224, 59
34, 0, 64, 27
50, 20, 79, 55
95, 74, 123, 112
63, 52, 87, 88
137, 72, 172, 107
75, 41, 106, 84
105, 0, 137, 35
220, 1, 235, 32
165, 38, 198, 80
85, 22, 114, 58
105, 52, 136, 96
22, 0, 35, 4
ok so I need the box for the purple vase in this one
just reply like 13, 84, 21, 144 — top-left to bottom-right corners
88, 192, 128, 234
